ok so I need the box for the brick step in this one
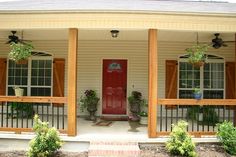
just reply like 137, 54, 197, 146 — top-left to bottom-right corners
88, 141, 140, 157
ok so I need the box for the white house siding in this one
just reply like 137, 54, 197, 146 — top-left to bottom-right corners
0, 40, 235, 116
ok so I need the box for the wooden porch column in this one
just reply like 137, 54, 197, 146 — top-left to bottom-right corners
67, 28, 78, 136
148, 29, 158, 138
234, 33, 236, 125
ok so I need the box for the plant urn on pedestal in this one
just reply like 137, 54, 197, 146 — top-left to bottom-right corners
128, 91, 143, 121
128, 114, 139, 132
79, 90, 99, 122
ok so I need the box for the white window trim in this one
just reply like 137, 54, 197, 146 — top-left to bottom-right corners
6, 54, 53, 96
178, 54, 225, 99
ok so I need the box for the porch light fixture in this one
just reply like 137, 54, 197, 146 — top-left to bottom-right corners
110, 30, 119, 38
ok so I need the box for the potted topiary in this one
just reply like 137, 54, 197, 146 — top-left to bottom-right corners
8, 42, 33, 64
186, 44, 208, 67
79, 89, 99, 121
128, 91, 143, 121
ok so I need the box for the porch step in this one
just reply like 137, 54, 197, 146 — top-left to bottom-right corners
88, 141, 140, 157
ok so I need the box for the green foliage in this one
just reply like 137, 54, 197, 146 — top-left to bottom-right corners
166, 120, 197, 157
27, 115, 63, 157
186, 106, 219, 126
9, 42, 33, 62
79, 90, 99, 112
193, 88, 201, 94
186, 44, 208, 64
10, 102, 34, 118
217, 121, 236, 155
128, 91, 143, 104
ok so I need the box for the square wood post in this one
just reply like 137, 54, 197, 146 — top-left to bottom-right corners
148, 29, 158, 138
67, 28, 78, 136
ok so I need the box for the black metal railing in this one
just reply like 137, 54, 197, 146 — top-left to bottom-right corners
157, 105, 236, 133
0, 101, 66, 130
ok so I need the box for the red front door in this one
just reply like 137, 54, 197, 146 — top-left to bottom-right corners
102, 59, 127, 114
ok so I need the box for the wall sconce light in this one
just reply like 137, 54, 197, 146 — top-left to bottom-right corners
110, 30, 119, 38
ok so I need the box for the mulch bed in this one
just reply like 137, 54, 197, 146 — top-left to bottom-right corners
0, 143, 234, 157
139, 143, 232, 157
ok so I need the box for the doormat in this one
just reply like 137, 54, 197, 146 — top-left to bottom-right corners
93, 120, 113, 126
88, 141, 140, 157
101, 116, 128, 121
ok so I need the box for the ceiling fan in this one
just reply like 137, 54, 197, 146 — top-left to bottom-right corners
6, 30, 31, 44
211, 33, 235, 49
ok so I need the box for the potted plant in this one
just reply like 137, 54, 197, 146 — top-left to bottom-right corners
128, 91, 143, 121
193, 88, 202, 100
139, 99, 148, 125
13, 86, 24, 96
79, 89, 99, 121
186, 44, 208, 67
8, 42, 33, 64
10, 102, 34, 118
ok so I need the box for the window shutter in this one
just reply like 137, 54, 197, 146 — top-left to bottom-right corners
53, 58, 65, 106
226, 62, 235, 99
0, 58, 7, 96
165, 60, 177, 109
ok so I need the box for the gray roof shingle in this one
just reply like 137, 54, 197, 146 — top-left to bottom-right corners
0, 0, 235, 14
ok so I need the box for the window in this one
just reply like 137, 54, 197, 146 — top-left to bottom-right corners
7, 52, 53, 96
178, 54, 224, 99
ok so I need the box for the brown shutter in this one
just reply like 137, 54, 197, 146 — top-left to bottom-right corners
0, 58, 7, 96
226, 62, 235, 99
165, 60, 177, 109
53, 58, 65, 106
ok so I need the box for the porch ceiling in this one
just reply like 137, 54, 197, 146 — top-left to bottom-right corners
0, 29, 234, 42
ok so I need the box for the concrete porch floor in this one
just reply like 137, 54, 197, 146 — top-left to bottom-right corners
0, 117, 219, 152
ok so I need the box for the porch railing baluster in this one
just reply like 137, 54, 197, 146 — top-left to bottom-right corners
57, 105, 59, 129
170, 107, 173, 131
11, 102, 13, 127
6, 102, 9, 127
21, 103, 23, 128
52, 104, 54, 127
160, 105, 162, 132
16, 103, 19, 128
165, 106, 167, 131
47, 103, 49, 122
1, 102, 3, 127
62, 104, 65, 129
228, 106, 230, 122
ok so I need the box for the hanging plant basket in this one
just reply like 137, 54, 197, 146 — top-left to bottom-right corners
16, 59, 28, 65
192, 61, 205, 67
186, 44, 209, 67
8, 42, 33, 63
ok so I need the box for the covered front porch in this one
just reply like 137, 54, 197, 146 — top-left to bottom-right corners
0, 11, 235, 138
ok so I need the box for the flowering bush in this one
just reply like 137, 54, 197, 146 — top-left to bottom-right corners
9, 42, 33, 62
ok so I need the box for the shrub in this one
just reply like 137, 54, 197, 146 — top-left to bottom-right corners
27, 115, 63, 157
217, 121, 236, 155
166, 120, 197, 157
